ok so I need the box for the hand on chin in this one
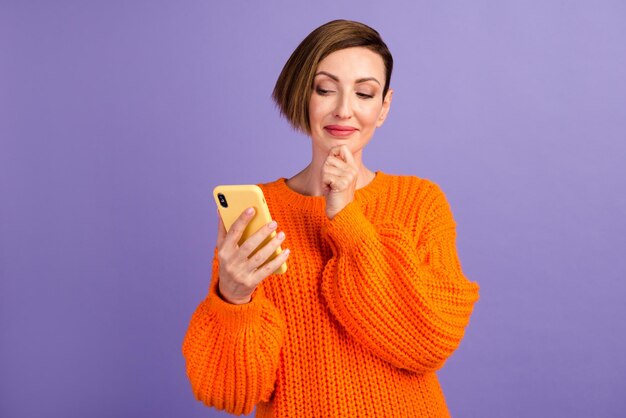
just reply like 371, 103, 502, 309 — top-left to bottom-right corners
322, 145, 359, 220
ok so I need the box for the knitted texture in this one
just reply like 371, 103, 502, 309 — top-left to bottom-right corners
182, 171, 480, 417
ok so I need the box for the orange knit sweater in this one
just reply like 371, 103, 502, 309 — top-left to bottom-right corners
182, 171, 480, 417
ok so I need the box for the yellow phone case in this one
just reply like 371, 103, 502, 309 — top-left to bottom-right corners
213, 184, 287, 275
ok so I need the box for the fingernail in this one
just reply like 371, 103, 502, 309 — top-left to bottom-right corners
268, 221, 277, 229
284, 249, 290, 256
246, 207, 254, 215
277, 231, 285, 240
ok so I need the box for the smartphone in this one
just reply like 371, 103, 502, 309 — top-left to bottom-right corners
213, 185, 287, 275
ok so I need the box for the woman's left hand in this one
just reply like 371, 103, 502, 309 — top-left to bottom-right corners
322, 145, 359, 219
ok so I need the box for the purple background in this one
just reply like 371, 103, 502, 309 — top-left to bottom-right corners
2, 1, 625, 417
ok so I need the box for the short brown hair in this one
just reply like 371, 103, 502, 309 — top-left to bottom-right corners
272, 19, 393, 134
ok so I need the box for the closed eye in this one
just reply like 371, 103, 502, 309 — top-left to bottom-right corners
357, 92, 374, 99
315, 87, 334, 95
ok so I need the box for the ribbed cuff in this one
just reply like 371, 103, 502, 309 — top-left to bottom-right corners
322, 200, 377, 252
207, 279, 263, 330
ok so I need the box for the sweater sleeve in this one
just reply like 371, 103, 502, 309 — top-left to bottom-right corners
320, 183, 479, 374
182, 247, 286, 415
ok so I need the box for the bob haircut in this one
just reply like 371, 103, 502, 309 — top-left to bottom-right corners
272, 19, 393, 134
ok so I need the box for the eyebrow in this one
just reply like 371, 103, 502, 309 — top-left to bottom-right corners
314, 71, 381, 86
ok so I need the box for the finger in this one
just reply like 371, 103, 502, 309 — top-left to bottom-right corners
246, 229, 286, 271
329, 145, 344, 160
337, 145, 357, 166
324, 155, 349, 170
252, 247, 291, 281
323, 177, 348, 193
328, 146, 358, 175
329, 144, 352, 160
238, 218, 279, 261
224, 207, 255, 249
216, 209, 227, 248
321, 166, 344, 189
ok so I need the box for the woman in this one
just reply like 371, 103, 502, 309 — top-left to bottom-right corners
182, 19, 480, 417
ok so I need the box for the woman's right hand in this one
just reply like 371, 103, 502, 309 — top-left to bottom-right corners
216, 207, 290, 305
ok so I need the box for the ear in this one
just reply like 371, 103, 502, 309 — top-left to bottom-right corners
376, 88, 393, 128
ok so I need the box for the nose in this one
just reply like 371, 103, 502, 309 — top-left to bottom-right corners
334, 93, 352, 119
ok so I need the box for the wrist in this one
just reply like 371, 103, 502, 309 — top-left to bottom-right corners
218, 282, 253, 305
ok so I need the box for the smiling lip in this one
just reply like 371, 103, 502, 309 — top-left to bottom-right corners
324, 125, 357, 137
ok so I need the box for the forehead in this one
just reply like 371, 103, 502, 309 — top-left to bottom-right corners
316, 47, 385, 80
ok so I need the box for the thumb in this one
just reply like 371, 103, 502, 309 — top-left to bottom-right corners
216, 209, 227, 248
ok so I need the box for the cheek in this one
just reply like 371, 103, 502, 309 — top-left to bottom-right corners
308, 99, 331, 142
358, 104, 384, 127
308, 97, 330, 124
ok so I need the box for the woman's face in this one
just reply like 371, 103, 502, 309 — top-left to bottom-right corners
308, 47, 392, 157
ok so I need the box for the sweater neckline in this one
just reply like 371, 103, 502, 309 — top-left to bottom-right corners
269, 171, 388, 212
